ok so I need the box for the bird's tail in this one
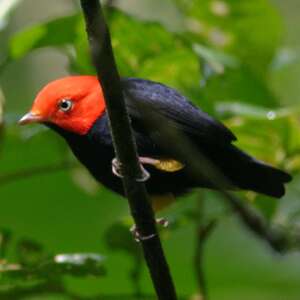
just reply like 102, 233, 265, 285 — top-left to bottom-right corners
225, 146, 292, 198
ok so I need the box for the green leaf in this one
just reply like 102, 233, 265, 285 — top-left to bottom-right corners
0, 228, 11, 258
178, 0, 282, 76
215, 102, 299, 120
0, 87, 4, 153
173, 0, 283, 108
253, 195, 278, 221
193, 43, 239, 75
0, 252, 105, 286
139, 49, 202, 101
107, 10, 184, 75
200, 66, 278, 107
193, 43, 240, 86
9, 14, 81, 59
215, 102, 300, 169
16, 239, 45, 267
0, 87, 4, 126
53, 253, 105, 276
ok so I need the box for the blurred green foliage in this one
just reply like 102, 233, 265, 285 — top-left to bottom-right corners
1, 0, 300, 299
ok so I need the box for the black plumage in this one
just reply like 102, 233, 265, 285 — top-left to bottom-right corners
51, 78, 291, 198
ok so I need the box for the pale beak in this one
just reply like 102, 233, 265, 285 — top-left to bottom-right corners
18, 112, 43, 125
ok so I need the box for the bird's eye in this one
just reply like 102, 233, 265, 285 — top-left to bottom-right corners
58, 99, 73, 112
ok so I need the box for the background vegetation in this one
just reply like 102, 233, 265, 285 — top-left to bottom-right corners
1, 0, 300, 299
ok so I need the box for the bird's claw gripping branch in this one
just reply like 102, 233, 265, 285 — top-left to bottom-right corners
112, 157, 151, 182
130, 218, 169, 242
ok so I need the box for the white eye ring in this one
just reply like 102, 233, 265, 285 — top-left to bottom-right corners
59, 99, 73, 112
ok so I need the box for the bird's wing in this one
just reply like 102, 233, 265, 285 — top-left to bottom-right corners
122, 78, 236, 146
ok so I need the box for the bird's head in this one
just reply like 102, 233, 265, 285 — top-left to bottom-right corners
19, 76, 106, 135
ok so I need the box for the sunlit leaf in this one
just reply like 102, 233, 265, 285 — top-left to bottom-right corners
139, 49, 202, 102
54, 253, 104, 270
0, 0, 22, 31
215, 102, 300, 120
0, 252, 105, 286
107, 9, 186, 76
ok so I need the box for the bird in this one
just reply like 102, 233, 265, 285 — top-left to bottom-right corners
19, 76, 291, 209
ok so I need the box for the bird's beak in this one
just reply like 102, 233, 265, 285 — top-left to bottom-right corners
18, 111, 43, 125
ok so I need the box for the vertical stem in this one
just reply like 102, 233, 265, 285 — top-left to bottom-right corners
194, 196, 207, 299
79, 1, 178, 299
194, 193, 216, 300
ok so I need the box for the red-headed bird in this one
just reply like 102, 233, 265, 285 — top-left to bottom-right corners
19, 76, 291, 207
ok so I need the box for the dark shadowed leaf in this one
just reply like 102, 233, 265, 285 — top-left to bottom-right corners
104, 220, 141, 258
16, 239, 45, 267
0, 228, 12, 258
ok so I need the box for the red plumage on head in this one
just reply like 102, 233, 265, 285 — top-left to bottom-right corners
27, 76, 106, 135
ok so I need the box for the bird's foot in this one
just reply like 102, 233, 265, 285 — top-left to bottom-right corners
130, 225, 156, 242
155, 217, 169, 228
111, 157, 151, 182
130, 218, 169, 242
111, 158, 123, 178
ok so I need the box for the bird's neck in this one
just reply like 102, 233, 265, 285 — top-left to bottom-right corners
45, 114, 115, 174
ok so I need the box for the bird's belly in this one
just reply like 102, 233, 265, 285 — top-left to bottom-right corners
67, 136, 198, 197
74, 148, 194, 197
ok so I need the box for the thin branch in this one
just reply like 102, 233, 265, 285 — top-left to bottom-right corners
194, 194, 216, 300
194, 222, 215, 300
0, 161, 76, 186
79, 1, 177, 299
226, 196, 290, 252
